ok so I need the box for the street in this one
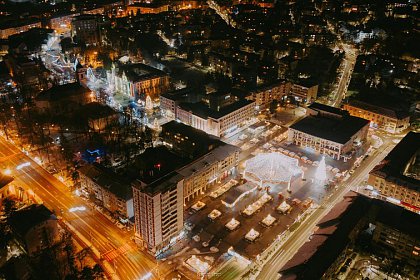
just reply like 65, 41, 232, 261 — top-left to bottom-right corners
0, 136, 160, 280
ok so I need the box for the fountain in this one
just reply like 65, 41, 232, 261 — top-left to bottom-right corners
315, 156, 327, 183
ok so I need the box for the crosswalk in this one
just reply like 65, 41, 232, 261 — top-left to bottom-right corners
102, 243, 132, 262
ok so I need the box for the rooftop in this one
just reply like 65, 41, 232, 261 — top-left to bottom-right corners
162, 120, 223, 148
370, 132, 419, 192
36, 82, 91, 102
160, 87, 195, 102
78, 163, 132, 200
347, 99, 410, 120
9, 204, 57, 237
290, 114, 369, 144
78, 102, 117, 119
0, 172, 13, 189
130, 146, 188, 185
117, 63, 168, 83
308, 102, 345, 117
178, 99, 254, 120
177, 144, 240, 178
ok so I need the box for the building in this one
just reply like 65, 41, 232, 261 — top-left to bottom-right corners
126, 3, 169, 15
77, 102, 119, 132
202, 91, 238, 111
132, 169, 184, 255
368, 132, 420, 213
8, 204, 59, 256
161, 120, 222, 158
372, 202, 420, 266
288, 103, 369, 160
247, 80, 291, 108
343, 100, 410, 134
110, 63, 170, 101
160, 87, 201, 119
177, 99, 255, 137
132, 134, 240, 254
34, 82, 94, 114
178, 143, 240, 203
71, 15, 101, 46
289, 80, 318, 104
49, 12, 79, 34
279, 192, 370, 279
0, 18, 41, 39
78, 163, 133, 220
4, 55, 50, 95
279, 193, 420, 279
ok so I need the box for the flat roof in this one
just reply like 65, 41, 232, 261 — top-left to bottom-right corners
177, 144, 240, 178
178, 99, 254, 120
162, 120, 222, 146
308, 102, 344, 116
130, 146, 188, 185
9, 204, 56, 237
370, 132, 419, 191
290, 114, 369, 144
347, 99, 410, 119
160, 87, 195, 102
117, 63, 168, 83
78, 163, 132, 200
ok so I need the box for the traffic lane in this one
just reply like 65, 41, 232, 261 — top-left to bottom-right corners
13, 163, 153, 280
0, 140, 156, 279
14, 166, 153, 278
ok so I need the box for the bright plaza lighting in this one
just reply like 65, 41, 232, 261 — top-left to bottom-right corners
244, 152, 302, 187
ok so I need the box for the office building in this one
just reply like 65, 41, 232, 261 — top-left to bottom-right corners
368, 132, 420, 213
288, 103, 369, 160
78, 163, 134, 220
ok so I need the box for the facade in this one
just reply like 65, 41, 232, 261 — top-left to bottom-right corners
289, 80, 318, 104
127, 3, 169, 15
368, 132, 420, 213
132, 172, 184, 255
50, 13, 79, 34
177, 99, 255, 137
178, 144, 240, 203
71, 15, 100, 46
110, 63, 170, 101
288, 103, 369, 160
9, 204, 59, 256
161, 120, 222, 158
372, 220, 420, 266
160, 88, 198, 119
78, 163, 133, 219
247, 80, 291, 108
343, 100, 410, 134
0, 19, 42, 39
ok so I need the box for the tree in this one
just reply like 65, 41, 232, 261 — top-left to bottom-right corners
2, 197, 17, 217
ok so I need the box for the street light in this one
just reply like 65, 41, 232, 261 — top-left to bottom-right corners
4, 168, 12, 175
